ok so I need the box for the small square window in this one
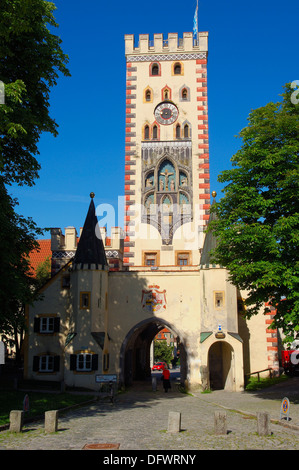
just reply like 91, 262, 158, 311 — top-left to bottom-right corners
80, 292, 91, 309
40, 317, 54, 333
40, 355, 54, 372
176, 252, 190, 266
144, 252, 158, 266
214, 291, 225, 309
77, 353, 92, 371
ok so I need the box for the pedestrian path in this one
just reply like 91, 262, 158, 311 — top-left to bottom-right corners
0, 378, 298, 451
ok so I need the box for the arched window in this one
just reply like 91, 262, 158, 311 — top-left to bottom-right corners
176, 124, 181, 139
150, 63, 160, 76
145, 89, 151, 101
158, 159, 176, 192
179, 84, 190, 102
152, 125, 158, 140
184, 124, 189, 138
144, 125, 150, 140
182, 88, 188, 100
161, 85, 172, 101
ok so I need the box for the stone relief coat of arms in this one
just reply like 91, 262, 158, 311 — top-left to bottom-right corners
141, 285, 167, 313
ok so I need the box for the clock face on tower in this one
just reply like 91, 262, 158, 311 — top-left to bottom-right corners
154, 101, 179, 125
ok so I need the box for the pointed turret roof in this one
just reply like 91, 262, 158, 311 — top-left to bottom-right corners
200, 193, 218, 266
73, 193, 108, 268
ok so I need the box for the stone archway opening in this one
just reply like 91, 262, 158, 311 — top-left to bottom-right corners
208, 341, 235, 391
120, 318, 187, 388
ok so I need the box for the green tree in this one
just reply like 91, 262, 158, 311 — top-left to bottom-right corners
0, 182, 42, 364
154, 340, 173, 365
0, 1, 70, 361
36, 256, 51, 288
0, 0, 70, 186
209, 84, 299, 343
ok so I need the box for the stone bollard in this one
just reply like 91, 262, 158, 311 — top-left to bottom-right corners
257, 412, 270, 436
45, 410, 58, 433
168, 411, 181, 433
214, 411, 227, 435
9, 410, 24, 433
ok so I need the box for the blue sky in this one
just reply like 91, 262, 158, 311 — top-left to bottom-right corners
9, 0, 298, 239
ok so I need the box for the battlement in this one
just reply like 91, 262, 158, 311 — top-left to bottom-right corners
125, 32, 208, 56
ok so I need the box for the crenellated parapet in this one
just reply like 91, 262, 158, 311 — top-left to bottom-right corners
125, 32, 208, 58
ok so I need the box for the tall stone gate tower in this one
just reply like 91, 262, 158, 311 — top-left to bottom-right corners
123, 32, 210, 267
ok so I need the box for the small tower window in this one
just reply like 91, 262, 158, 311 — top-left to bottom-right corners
152, 125, 158, 139
144, 125, 150, 140
184, 124, 189, 138
174, 63, 181, 74
214, 291, 225, 309
161, 85, 172, 101
182, 88, 188, 100
80, 292, 91, 309
176, 124, 181, 139
146, 89, 151, 101
150, 63, 160, 76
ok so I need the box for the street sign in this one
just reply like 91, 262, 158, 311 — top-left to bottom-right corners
95, 374, 117, 383
280, 397, 290, 421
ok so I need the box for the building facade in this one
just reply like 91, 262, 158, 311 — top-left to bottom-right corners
24, 31, 279, 392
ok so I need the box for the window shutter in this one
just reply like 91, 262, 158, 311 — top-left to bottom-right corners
33, 317, 40, 333
53, 356, 60, 372
92, 354, 98, 371
33, 356, 40, 371
54, 317, 60, 332
70, 354, 76, 371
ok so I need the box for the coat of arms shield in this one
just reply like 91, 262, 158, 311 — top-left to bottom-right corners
141, 284, 166, 313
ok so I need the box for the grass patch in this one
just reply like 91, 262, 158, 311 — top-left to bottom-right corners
245, 374, 289, 391
0, 391, 92, 426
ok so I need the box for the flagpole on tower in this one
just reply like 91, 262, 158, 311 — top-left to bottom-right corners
193, 0, 198, 45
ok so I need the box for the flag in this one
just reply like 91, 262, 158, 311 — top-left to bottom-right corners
193, 1, 198, 40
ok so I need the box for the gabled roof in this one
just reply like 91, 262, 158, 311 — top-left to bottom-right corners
73, 194, 108, 268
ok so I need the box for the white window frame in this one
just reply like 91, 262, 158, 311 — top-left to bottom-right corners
40, 317, 55, 333
39, 355, 54, 372
76, 353, 92, 372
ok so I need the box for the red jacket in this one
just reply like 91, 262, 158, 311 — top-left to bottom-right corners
163, 369, 170, 379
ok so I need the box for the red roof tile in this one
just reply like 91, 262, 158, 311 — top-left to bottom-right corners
28, 239, 52, 276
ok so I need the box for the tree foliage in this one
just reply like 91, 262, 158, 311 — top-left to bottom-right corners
0, 1, 70, 360
0, 0, 70, 186
209, 84, 299, 343
0, 181, 42, 362
154, 340, 173, 365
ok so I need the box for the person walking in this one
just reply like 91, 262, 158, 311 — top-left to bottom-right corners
162, 366, 171, 393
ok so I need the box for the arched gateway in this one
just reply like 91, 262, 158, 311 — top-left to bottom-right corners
119, 318, 187, 387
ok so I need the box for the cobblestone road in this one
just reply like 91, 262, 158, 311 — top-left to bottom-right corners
0, 377, 299, 451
